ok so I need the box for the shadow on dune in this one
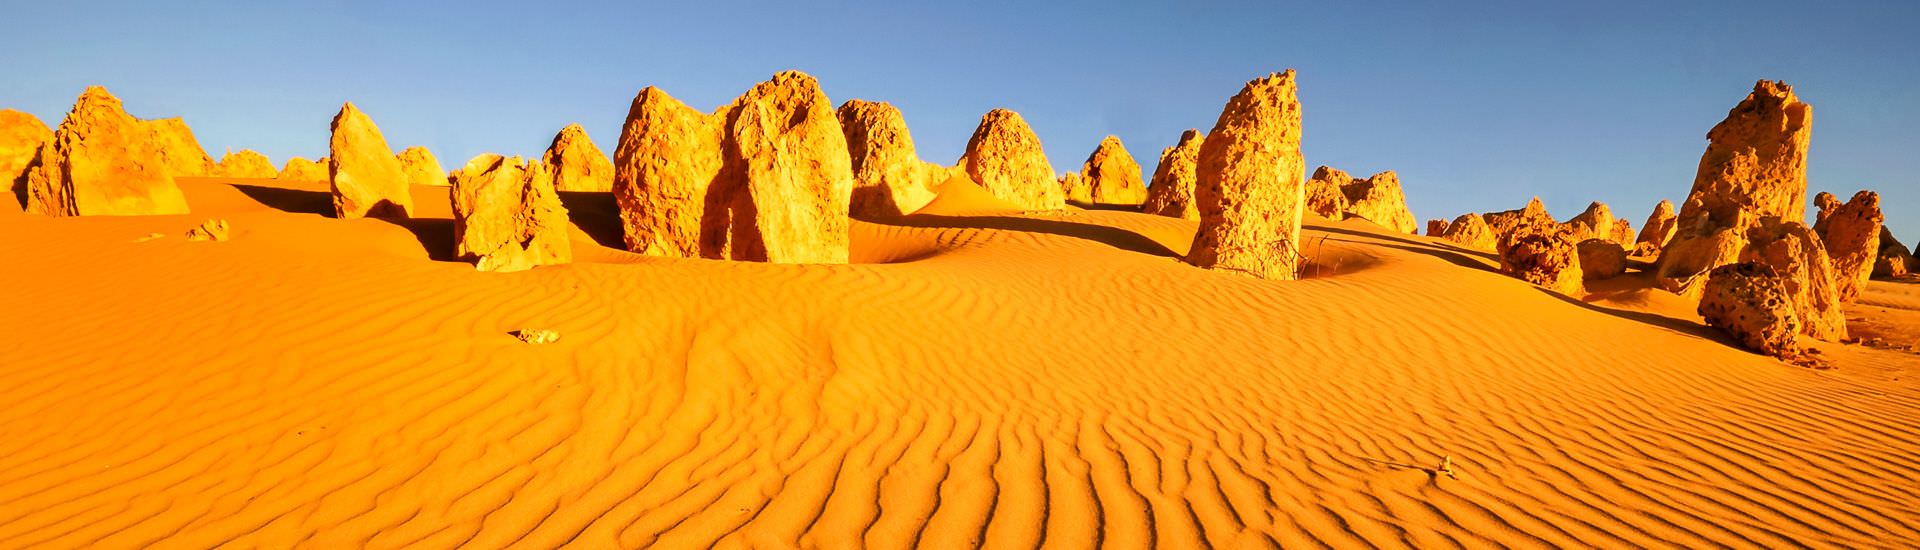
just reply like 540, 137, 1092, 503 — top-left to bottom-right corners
1316, 225, 1498, 274
556, 191, 626, 249
887, 213, 1178, 258
1531, 286, 1729, 344
232, 184, 334, 216
1066, 200, 1146, 213
373, 217, 457, 262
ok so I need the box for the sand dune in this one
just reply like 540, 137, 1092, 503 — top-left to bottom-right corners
1, 177, 1917, 547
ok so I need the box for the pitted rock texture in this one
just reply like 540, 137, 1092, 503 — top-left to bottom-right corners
25, 86, 188, 216
450, 154, 572, 272
1142, 129, 1203, 220
1700, 262, 1803, 360
542, 124, 615, 192
957, 109, 1063, 211
1187, 71, 1306, 280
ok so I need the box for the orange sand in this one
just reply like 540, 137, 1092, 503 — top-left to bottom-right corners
1, 177, 1917, 547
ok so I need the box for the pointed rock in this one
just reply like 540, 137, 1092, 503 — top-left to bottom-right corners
217, 149, 277, 179
1742, 218, 1846, 341
837, 99, 940, 217
613, 86, 723, 258
278, 157, 329, 182
1564, 201, 1618, 244
1, 110, 52, 207
1304, 166, 1351, 220
1874, 227, 1916, 278
958, 109, 1063, 211
1427, 219, 1449, 236
1439, 213, 1498, 252
1340, 170, 1416, 234
1187, 71, 1306, 279
397, 146, 447, 187
542, 124, 614, 192
144, 118, 213, 178
1812, 190, 1882, 302
1142, 129, 1203, 220
1065, 135, 1147, 205
1634, 199, 1678, 256
1482, 197, 1553, 251
1656, 80, 1812, 297
451, 154, 572, 272
328, 102, 412, 218
25, 87, 188, 216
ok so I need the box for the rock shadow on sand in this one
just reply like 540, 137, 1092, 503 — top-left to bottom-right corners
231, 184, 334, 216
556, 191, 625, 249
889, 213, 1179, 258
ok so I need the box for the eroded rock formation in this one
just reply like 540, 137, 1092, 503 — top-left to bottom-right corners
1742, 218, 1846, 341
1304, 166, 1350, 220
1876, 227, 1916, 278
1483, 197, 1554, 252
613, 86, 721, 257
837, 99, 941, 217
278, 157, 329, 182
1655, 80, 1812, 297
450, 154, 572, 272
1062, 135, 1148, 205
1, 110, 51, 203
1498, 220, 1584, 296
1634, 199, 1678, 257
1577, 238, 1627, 280
328, 102, 412, 218
217, 149, 277, 179
1812, 190, 1882, 302
397, 146, 447, 187
1427, 219, 1449, 237
1439, 213, 1498, 252
25, 87, 188, 216
1565, 202, 1618, 244
957, 109, 1063, 211
542, 124, 614, 192
1340, 170, 1416, 234
144, 118, 213, 178
1700, 262, 1803, 360
1187, 71, 1305, 280
1142, 129, 1203, 220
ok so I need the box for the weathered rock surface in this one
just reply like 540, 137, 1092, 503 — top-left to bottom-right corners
185, 218, 230, 242
1813, 192, 1841, 228
1876, 227, 1916, 279
1187, 71, 1305, 280
1656, 80, 1812, 298
1634, 199, 1678, 256
1439, 213, 1498, 252
1483, 197, 1554, 252
217, 149, 277, 179
542, 124, 614, 192
277, 157, 329, 182
1700, 262, 1803, 360
1304, 166, 1351, 220
1498, 220, 1584, 295
1062, 135, 1148, 205
450, 154, 572, 272
837, 99, 940, 217
328, 102, 412, 218
144, 118, 213, 178
1742, 218, 1846, 341
957, 109, 1063, 211
1812, 190, 1882, 302
25, 87, 189, 216
1, 110, 52, 203
1577, 238, 1627, 280
397, 146, 447, 187
1565, 201, 1618, 244
1339, 170, 1416, 234
612, 71, 854, 263
1427, 219, 1449, 237
1142, 129, 1203, 220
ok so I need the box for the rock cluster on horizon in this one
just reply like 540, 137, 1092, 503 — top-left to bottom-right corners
1482, 197, 1554, 250
278, 157, 329, 182
450, 154, 572, 272
1700, 262, 1803, 360
1060, 135, 1148, 205
542, 124, 614, 192
1304, 166, 1417, 234
397, 146, 447, 187
1812, 190, 1882, 302
328, 102, 413, 218
1877, 227, 1917, 278
1187, 70, 1306, 280
837, 99, 944, 217
612, 71, 854, 263
1, 110, 52, 201
1565, 201, 1632, 247
217, 149, 277, 179
1655, 80, 1813, 298
1499, 220, 1584, 295
1438, 213, 1498, 252
144, 118, 213, 178
1141, 129, 1203, 220
1634, 199, 1678, 257
24, 87, 189, 216
958, 109, 1064, 211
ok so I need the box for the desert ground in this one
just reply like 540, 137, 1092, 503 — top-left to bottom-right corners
2, 174, 1917, 547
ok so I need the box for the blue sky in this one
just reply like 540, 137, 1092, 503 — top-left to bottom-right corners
3, 1, 1915, 239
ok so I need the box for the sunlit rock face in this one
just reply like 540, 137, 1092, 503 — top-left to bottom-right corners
1187, 70, 1306, 280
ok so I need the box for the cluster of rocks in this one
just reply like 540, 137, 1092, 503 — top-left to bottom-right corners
217, 149, 278, 179
1306, 166, 1417, 234
837, 99, 949, 218
20, 87, 189, 216
278, 157, 330, 182
450, 154, 571, 271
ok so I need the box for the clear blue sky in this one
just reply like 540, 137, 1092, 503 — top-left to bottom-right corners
3, 1, 1915, 239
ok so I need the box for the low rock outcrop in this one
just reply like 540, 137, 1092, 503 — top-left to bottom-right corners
1812, 190, 1882, 302
1339, 170, 1416, 234
1187, 71, 1305, 280
1876, 227, 1916, 278
25, 87, 189, 216
837, 99, 940, 217
1655, 80, 1812, 297
185, 218, 230, 242
1498, 220, 1584, 295
1142, 129, 1203, 220
450, 154, 572, 272
1577, 238, 1627, 280
1427, 219, 1449, 236
1700, 262, 1803, 360
1742, 218, 1846, 341
1062, 135, 1148, 205
1483, 197, 1554, 252
328, 102, 412, 218
1304, 166, 1350, 220
542, 124, 614, 192
957, 109, 1063, 211
397, 146, 447, 187
217, 149, 277, 179
277, 157, 329, 182
1439, 213, 1498, 252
